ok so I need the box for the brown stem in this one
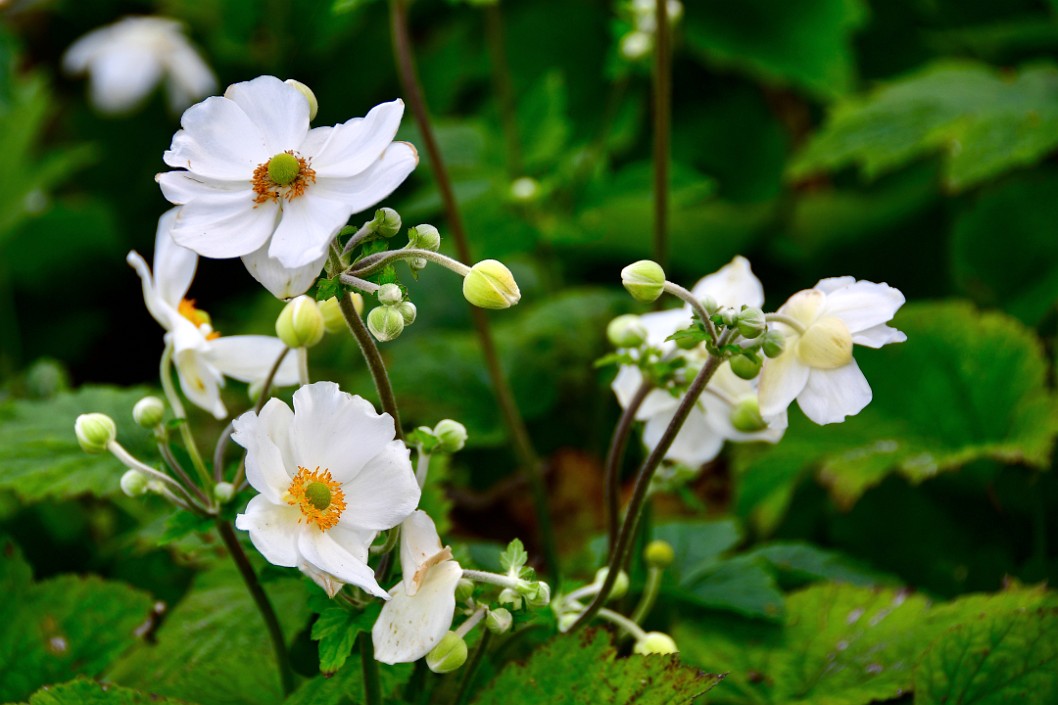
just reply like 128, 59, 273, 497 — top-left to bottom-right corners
338, 293, 403, 440
605, 381, 653, 555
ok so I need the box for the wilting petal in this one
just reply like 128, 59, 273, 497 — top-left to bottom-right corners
373, 561, 463, 664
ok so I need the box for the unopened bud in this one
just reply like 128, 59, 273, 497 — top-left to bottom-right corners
509, 177, 540, 202
645, 540, 675, 568
634, 631, 678, 655
700, 295, 719, 316
372, 207, 402, 238
132, 396, 165, 429
620, 31, 653, 61
485, 608, 513, 634
276, 296, 324, 348
522, 581, 551, 608
318, 297, 347, 334
594, 568, 629, 600
720, 308, 739, 328
285, 79, 318, 120
434, 419, 467, 453
621, 260, 665, 303
498, 588, 523, 610
463, 260, 521, 310
408, 224, 441, 252
729, 352, 762, 381
120, 470, 149, 497
426, 632, 467, 673
214, 481, 236, 503
455, 578, 475, 603
730, 397, 767, 433
397, 301, 417, 325
378, 283, 403, 306
607, 314, 647, 348
367, 306, 405, 342
736, 307, 766, 339
75, 413, 116, 454
761, 330, 785, 358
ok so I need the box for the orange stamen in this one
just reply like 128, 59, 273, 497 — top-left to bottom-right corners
286, 466, 346, 531
178, 299, 221, 340
252, 150, 316, 205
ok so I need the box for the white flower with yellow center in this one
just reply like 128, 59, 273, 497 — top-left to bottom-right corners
157, 75, 418, 299
759, 277, 906, 425
128, 208, 299, 419
233, 382, 421, 599
63, 17, 216, 115
373, 510, 463, 664
611, 256, 786, 467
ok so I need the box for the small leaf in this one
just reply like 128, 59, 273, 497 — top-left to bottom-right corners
311, 604, 380, 675
499, 538, 528, 574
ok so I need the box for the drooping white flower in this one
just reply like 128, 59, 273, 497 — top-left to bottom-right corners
156, 75, 418, 298
611, 256, 786, 467
373, 510, 463, 664
233, 382, 421, 599
759, 277, 906, 425
127, 208, 299, 419
63, 17, 216, 115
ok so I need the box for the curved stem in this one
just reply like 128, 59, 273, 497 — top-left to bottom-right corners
350, 248, 471, 279
629, 566, 663, 625
341, 222, 376, 256
159, 344, 212, 493
461, 569, 522, 590
415, 448, 431, 488
454, 606, 487, 638
216, 520, 294, 696
605, 381, 652, 554
339, 274, 381, 295
225, 346, 291, 488
108, 440, 202, 509
453, 629, 492, 705
662, 281, 718, 344
598, 607, 649, 642
158, 438, 210, 506
765, 313, 807, 335
652, 0, 671, 271
338, 293, 403, 440
360, 633, 382, 705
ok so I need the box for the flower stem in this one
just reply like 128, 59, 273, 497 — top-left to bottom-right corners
159, 343, 213, 494
215, 520, 294, 696
453, 629, 492, 705
765, 312, 807, 335
483, 3, 521, 176
296, 347, 310, 386
662, 281, 719, 344
338, 292, 403, 439
629, 566, 663, 625
597, 607, 649, 642
349, 248, 471, 279
360, 633, 383, 705
157, 437, 211, 506
605, 381, 652, 554
388, 0, 558, 582
108, 440, 201, 509
652, 0, 671, 271
461, 569, 522, 591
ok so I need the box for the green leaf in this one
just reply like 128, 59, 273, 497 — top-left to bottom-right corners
0, 386, 158, 502
310, 604, 379, 675
11, 678, 197, 705
653, 520, 742, 581
283, 654, 412, 705
789, 61, 1058, 191
743, 542, 896, 588
471, 630, 722, 705
499, 538, 529, 573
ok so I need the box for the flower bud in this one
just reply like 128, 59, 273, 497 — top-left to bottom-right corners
285, 79, 318, 120
634, 631, 678, 655
318, 297, 347, 334
736, 307, 767, 339
594, 568, 629, 600
214, 481, 236, 503
372, 207, 402, 238
408, 224, 441, 252
509, 177, 540, 202
700, 295, 719, 316
463, 260, 521, 310
434, 419, 468, 453
120, 470, 149, 497
378, 283, 403, 306
75, 413, 116, 454
276, 296, 325, 349
720, 308, 739, 328
426, 632, 468, 673
485, 608, 513, 635
132, 396, 165, 429
730, 397, 768, 433
397, 301, 417, 326
620, 31, 653, 61
645, 540, 675, 568
729, 352, 762, 381
761, 330, 785, 358
607, 314, 647, 348
367, 306, 405, 342
498, 588, 523, 610
522, 581, 551, 609
621, 260, 665, 303
455, 578, 475, 603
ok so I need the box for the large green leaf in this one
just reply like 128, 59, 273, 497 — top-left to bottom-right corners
789, 61, 1058, 191
8, 678, 197, 705
283, 655, 412, 705
471, 630, 722, 705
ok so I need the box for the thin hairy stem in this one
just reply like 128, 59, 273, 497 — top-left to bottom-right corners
652, 0, 671, 271
630, 566, 663, 625
597, 607, 649, 641
360, 634, 383, 705
157, 438, 210, 506
765, 312, 807, 335
341, 222, 376, 256
662, 281, 719, 344
350, 248, 470, 279
159, 344, 212, 494
461, 569, 522, 590
605, 381, 652, 554
338, 293, 402, 439
108, 440, 202, 509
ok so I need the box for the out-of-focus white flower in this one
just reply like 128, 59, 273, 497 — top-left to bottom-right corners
127, 208, 299, 419
759, 277, 906, 425
373, 510, 463, 664
611, 256, 786, 467
63, 17, 216, 115
157, 76, 418, 298
233, 382, 421, 598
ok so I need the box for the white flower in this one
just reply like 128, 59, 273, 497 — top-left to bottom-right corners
373, 510, 463, 664
156, 75, 418, 299
759, 277, 906, 425
233, 382, 421, 599
611, 256, 786, 467
127, 208, 299, 419
63, 17, 216, 114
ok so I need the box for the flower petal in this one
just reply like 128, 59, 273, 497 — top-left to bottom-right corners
308, 141, 418, 214
372, 561, 463, 664
241, 244, 325, 299
309, 100, 407, 178
298, 528, 388, 599
852, 323, 907, 349
758, 347, 811, 418
224, 76, 309, 156
641, 402, 724, 467
164, 182, 278, 259
639, 308, 692, 349
172, 345, 226, 419
153, 208, 198, 310
232, 399, 296, 501
204, 335, 299, 387
797, 360, 873, 425
235, 495, 300, 567
88, 46, 163, 113
164, 94, 270, 178
813, 276, 856, 295
691, 255, 764, 309
819, 280, 906, 334
266, 194, 351, 269
162, 43, 217, 112
339, 441, 420, 532
399, 510, 449, 595
127, 249, 176, 331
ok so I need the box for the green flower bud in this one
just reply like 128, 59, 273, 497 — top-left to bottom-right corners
463, 260, 521, 310
378, 283, 403, 306
408, 224, 441, 252
397, 301, 417, 325
433, 419, 468, 453
455, 578, 475, 603
700, 295, 719, 316
620, 31, 653, 61
761, 330, 785, 358
214, 481, 236, 503
675, 332, 700, 351
509, 177, 540, 202
720, 308, 739, 328
621, 260, 665, 303
426, 632, 468, 673
645, 540, 675, 568
318, 296, 347, 334
730, 396, 767, 433
75, 413, 116, 454
276, 296, 325, 348
729, 351, 762, 381
736, 307, 766, 340
594, 568, 629, 600
120, 470, 149, 497
285, 79, 318, 120
485, 608, 513, 634
367, 305, 405, 342
522, 581, 551, 609
607, 314, 647, 348
634, 631, 678, 655
498, 588, 523, 610
132, 396, 165, 429
372, 208, 402, 238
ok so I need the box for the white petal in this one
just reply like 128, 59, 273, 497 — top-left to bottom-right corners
235, 495, 300, 567
204, 335, 299, 386
162, 43, 217, 112
612, 366, 645, 410
87, 47, 162, 113
307, 141, 418, 214
641, 402, 723, 467
164, 94, 270, 178
635, 388, 680, 422
399, 511, 449, 595
156, 171, 246, 203
232, 400, 297, 501
777, 289, 825, 328
758, 347, 811, 418
166, 185, 278, 259
298, 528, 388, 599
224, 76, 309, 156
153, 208, 198, 310
339, 441, 420, 532
127, 248, 178, 331
813, 276, 856, 294
691, 256, 764, 309
309, 100, 407, 178
797, 361, 873, 425
266, 194, 351, 269
63, 27, 109, 74
852, 323, 907, 349
372, 561, 463, 664
173, 346, 226, 419
290, 383, 397, 483
639, 308, 692, 348
241, 243, 325, 299
819, 280, 906, 334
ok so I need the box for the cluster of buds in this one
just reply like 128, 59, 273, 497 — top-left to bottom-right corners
618, 0, 684, 61
367, 283, 417, 343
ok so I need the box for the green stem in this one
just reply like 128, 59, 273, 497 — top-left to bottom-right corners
652, 0, 671, 271
483, 3, 522, 176
663, 281, 719, 344
338, 292, 403, 439
157, 438, 211, 506
350, 248, 471, 279
159, 344, 213, 495
453, 629, 492, 705
388, 0, 558, 581
461, 569, 522, 590
108, 440, 201, 509
360, 633, 383, 705
216, 521, 294, 696
630, 566, 663, 625
605, 381, 652, 555
597, 607, 648, 642
765, 312, 807, 335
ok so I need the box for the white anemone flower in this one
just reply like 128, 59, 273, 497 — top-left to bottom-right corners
373, 510, 463, 664
63, 17, 216, 115
127, 208, 299, 419
611, 256, 786, 467
156, 75, 418, 299
759, 277, 906, 425
233, 382, 421, 599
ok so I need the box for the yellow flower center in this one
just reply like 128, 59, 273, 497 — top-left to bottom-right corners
287, 466, 345, 531
797, 315, 853, 369
252, 150, 316, 205
178, 299, 220, 340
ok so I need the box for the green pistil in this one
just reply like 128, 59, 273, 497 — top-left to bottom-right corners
267, 152, 301, 186
305, 481, 331, 511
